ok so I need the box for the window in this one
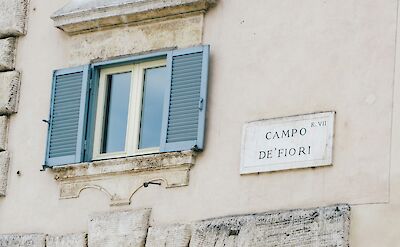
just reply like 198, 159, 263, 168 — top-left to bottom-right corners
45, 46, 209, 167
93, 60, 168, 160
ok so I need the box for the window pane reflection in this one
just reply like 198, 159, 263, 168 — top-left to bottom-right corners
139, 66, 167, 149
102, 72, 131, 153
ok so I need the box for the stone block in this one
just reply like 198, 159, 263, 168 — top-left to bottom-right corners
0, 151, 9, 197
0, 0, 28, 38
145, 224, 191, 247
0, 71, 21, 114
0, 38, 16, 71
46, 233, 87, 247
0, 233, 46, 247
88, 209, 151, 247
190, 204, 350, 247
0, 116, 8, 151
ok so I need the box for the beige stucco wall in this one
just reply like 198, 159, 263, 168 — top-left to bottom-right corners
0, 0, 399, 245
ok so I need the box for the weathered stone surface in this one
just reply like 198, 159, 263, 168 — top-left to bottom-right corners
0, 38, 16, 71
52, 0, 215, 34
46, 233, 87, 247
0, 151, 10, 196
52, 151, 195, 206
0, 233, 46, 247
67, 14, 203, 66
0, 116, 8, 151
88, 209, 151, 247
145, 224, 191, 247
0, 0, 28, 38
0, 71, 21, 114
190, 204, 350, 247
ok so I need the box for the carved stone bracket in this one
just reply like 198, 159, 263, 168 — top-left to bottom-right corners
51, 151, 197, 206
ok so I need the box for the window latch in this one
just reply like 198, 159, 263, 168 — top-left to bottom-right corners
198, 98, 204, 111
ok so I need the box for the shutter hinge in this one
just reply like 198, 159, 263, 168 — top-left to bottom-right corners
84, 140, 87, 151
198, 98, 204, 111
191, 145, 200, 152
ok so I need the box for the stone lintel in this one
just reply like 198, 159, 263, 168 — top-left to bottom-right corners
51, 0, 216, 35
0, 0, 28, 38
88, 209, 151, 247
0, 71, 21, 114
46, 233, 87, 247
51, 151, 196, 206
0, 233, 46, 247
0, 151, 10, 197
0, 38, 16, 72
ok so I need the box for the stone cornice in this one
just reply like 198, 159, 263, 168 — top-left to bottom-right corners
51, 0, 216, 35
51, 151, 197, 206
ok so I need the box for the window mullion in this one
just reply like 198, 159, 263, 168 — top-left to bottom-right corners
127, 64, 144, 156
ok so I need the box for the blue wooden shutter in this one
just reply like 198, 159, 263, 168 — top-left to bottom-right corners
160, 45, 209, 152
45, 66, 90, 167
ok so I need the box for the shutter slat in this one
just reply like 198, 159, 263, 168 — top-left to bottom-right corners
168, 101, 198, 109
171, 84, 200, 93
49, 140, 79, 148
171, 60, 202, 67
167, 124, 198, 131
167, 127, 198, 135
170, 75, 202, 84
166, 136, 198, 142
50, 124, 80, 132
49, 142, 78, 151
170, 80, 201, 90
168, 112, 199, 121
167, 121, 198, 129
167, 97, 200, 105
169, 105, 198, 113
170, 93, 200, 101
52, 107, 81, 116
170, 89, 201, 98
51, 115, 81, 122
171, 53, 202, 63
53, 95, 82, 104
55, 88, 84, 96
172, 67, 202, 76
55, 79, 83, 87
172, 71, 202, 77
49, 150, 76, 157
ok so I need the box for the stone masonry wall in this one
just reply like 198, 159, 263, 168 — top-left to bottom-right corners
0, 0, 28, 196
0, 204, 350, 247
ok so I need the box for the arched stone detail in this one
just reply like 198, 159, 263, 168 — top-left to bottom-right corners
54, 151, 196, 206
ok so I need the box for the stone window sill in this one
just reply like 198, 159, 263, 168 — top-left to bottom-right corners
51, 0, 216, 35
51, 151, 197, 206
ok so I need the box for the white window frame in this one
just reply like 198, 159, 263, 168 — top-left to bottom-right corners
92, 59, 167, 160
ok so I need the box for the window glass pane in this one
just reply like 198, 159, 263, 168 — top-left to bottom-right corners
102, 72, 131, 153
139, 66, 168, 149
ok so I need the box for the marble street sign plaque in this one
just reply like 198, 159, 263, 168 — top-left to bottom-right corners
240, 112, 335, 174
